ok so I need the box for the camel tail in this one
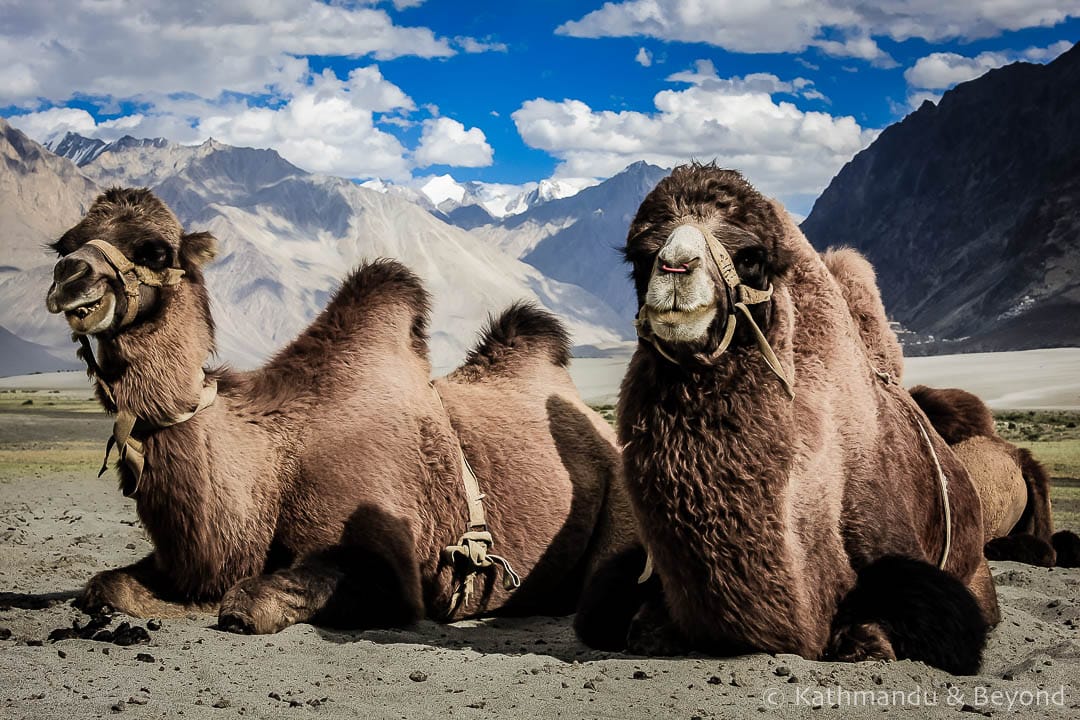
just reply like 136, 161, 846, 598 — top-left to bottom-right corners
460, 302, 572, 372
828, 556, 988, 675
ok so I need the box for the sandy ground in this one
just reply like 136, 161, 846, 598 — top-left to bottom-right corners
1, 402, 1079, 718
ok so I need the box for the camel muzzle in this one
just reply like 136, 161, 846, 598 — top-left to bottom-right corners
635, 223, 795, 399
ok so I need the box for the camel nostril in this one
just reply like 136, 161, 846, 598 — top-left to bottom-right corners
659, 257, 700, 274
54, 258, 91, 285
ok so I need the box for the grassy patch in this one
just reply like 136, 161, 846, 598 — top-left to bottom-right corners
995, 410, 1080, 443
0, 442, 103, 477
0, 389, 100, 414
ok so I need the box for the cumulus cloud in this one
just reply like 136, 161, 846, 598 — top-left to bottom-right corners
557, 0, 1078, 64
511, 63, 876, 204
413, 118, 495, 168
0, 2, 512, 179
0, 1, 459, 105
635, 47, 653, 67
903, 40, 1074, 108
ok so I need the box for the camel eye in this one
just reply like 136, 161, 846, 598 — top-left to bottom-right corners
133, 240, 170, 268
734, 248, 765, 276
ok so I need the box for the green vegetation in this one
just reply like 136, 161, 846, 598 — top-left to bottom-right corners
0, 389, 100, 413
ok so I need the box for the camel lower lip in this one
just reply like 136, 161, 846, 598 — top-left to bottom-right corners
62, 292, 115, 333
650, 306, 713, 324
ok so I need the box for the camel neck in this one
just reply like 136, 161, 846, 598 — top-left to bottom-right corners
89, 285, 215, 424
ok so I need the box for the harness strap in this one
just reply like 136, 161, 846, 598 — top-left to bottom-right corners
873, 368, 952, 570
84, 239, 185, 328
635, 224, 795, 399
430, 384, 521, 614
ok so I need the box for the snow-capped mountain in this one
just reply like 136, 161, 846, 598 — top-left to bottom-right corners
472, 161, 670, 323
9, 125, 630, 370
362, 173, 600, 230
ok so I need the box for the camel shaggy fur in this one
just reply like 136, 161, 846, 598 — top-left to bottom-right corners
45, 187, 634, 633
577, 164, 995, 674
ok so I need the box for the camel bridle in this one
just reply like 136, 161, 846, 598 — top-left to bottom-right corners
634, 224, 795, 399
68, 239, 215, 497
82, 238, 186, 329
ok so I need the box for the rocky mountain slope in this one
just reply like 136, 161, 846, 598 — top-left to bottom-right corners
473, 161, 670, 324
801, 42, 1080, 352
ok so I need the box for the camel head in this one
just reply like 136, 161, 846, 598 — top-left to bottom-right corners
625, 164, 794, 364
45, 188, 218, 336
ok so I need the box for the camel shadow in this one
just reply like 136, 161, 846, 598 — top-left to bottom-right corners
0, 590, 79, 611
310, 395, 625, 664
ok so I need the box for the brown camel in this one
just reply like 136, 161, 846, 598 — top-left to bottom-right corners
910, 386, 1080, 567
44, 187, 634, 633
576, 164, 994, 675
819, 247, 1075, 568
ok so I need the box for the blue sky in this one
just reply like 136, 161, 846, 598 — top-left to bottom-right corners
2, 1, 1078, 214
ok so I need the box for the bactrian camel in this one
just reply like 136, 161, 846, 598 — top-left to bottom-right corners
45, 187, 635, 633
575, 164, 994, 675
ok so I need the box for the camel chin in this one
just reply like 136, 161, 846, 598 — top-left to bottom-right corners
647, 305, 717, 345
64, 291, 116, 335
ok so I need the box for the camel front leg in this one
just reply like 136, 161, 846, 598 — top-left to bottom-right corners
218, 541, 424, 635
77, 554, 217, 618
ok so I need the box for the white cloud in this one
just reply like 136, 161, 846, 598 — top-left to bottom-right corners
557, 1, 1078, 63
635, 47, 653, 67
455, 36, 509, 53
511, 66, 876, 204
0, 1, 456, 106
414, 118, 494, 168
903, 40, 1073, 108
392, 0, 428, 9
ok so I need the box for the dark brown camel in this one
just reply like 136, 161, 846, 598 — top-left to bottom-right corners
576, 164, 994, 675
44, 187, 634, 633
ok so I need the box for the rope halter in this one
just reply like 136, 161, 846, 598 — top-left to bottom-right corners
83, 238, 186, 329
634, 224, 795, 400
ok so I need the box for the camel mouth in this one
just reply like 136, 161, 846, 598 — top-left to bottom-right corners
648, 304, 714, 325
62, 290, 116, 334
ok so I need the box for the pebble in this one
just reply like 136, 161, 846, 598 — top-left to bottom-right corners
409, 671, 428, 682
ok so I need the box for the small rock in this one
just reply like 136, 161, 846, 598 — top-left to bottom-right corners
57, 650, 67, 659
774, 665, 791, 677
409, 671, 428, 682
110, 701, 125, 713
465, 701, 486, 709
26, 639, 43, 647
706, 676, 722, 685
135, 653, 155, 663
0, 628, 12, 640
560, 682, 569, 689
268, 692, 282, 701
127, 697, 148, 706
212, 698, 231, 709
146, 619, 162, 631
632, 671, 650, 680
288, 699, 303, 708
583, 681, 597, 691
125, 543, 137, 550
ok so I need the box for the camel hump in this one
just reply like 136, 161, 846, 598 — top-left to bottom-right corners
909, 385, 996, 445
324, 258, 430, 354
821, 246, 903, 379
460, 302, 572, 375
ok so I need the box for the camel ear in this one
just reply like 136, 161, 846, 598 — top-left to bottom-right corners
180, 231, 218, 267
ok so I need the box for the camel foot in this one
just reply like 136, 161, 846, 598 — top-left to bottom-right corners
1052, 531, 1080, 568
77, 564, 184, 618
219, 575, 302, 635
826, 622, 896, 663
626, 599, 689, 656
984, 534, 1056, 567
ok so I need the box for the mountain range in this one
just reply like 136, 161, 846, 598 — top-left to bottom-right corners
1, 120, 634, 374
802, 42, 1080, 354
4, 43, 1079, 376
